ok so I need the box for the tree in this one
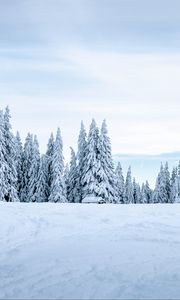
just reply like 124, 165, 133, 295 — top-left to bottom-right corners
0, 110, 7, 201
15, 131, 23, 198
170, 167, 178, 203
82, 119, 100, 198
98, 120, 115, 203
164, 162, 171, 203
3, 106, 18, 201
28, 135, 40, 202
124, 167, 134, 204
68, 148, 79, 202
46, 133, 54, 200
35, 155, 49, 202
115, 162, 125, 203
153, 164, 167, 203
141, 181, 152, 203
20, 133, 34, 202
49, 128, 66, 203
133, 178, 141, 203
64, 164, 70, 201
77, 121, 87, 202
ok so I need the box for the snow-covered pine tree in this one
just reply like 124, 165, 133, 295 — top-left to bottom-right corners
164, 162, 171, 203
141, 181, 152, 203
124, 166, 134, 204
64, 164, 70, 201
3, 106, 18, 201
170, 167, 178, 203
49, 128, 66, 203
15, 131, 23, 197
141, 183, 147, 203
28, 135, 40, 202
115, 162, 125, 203
0, 110, 7, 201
35, 154, 49, 202
176, 161, 180, 200
82, 119, 100, 198
46, 133, 54, 200
77, 121, 87, 202
98, 120, 115, 203
20, 133, 34, 202
144, 180, 152, 203
153, 169, 161, 203
153, 163, 167, 203
68, 147, 79, 202
133, 178, 141, 203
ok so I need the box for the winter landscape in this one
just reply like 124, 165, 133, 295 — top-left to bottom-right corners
1, 0, 180, 299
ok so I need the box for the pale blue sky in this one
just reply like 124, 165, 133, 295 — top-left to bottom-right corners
1, 0, 180, 160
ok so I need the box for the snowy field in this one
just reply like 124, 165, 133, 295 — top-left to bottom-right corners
1, 203, 180, 299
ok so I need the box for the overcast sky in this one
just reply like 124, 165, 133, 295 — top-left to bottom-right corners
1, 0, 180, 160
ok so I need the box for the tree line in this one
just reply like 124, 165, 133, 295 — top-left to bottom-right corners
0, 106, 180, 204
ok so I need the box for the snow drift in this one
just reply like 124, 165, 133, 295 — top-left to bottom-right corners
0, 203, 180, 299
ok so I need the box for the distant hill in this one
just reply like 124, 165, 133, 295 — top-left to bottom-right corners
113, 152, 180, 188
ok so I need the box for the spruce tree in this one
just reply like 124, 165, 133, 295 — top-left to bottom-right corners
64, 164, 70, 201
35, 155, 49, 202
49, 128, 66, 203
164, 162, 171, 203
141, 183, 147, 203
153, 164, 167, 203
77, 121, 87, 202
170, 167, 178, 203
115, 162, 125, 203
144, 180, 152, 203
15, 131, 23, 198
82, 119, 100, 198
20, 133, 34, 202
68, 148, 79, 202
46, 133, 54, 200
133, 178, 141, 203
28, 135, 40, 202
124, 167, 134, 203
3, 106, 18, 201
98, 120, 115, 203
0, 110, 7, 201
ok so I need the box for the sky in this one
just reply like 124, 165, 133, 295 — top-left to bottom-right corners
1, 0, 180, 162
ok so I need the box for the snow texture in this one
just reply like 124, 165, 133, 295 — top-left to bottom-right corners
1, 203, 180, 299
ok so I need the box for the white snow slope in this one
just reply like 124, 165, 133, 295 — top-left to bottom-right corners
1, 203, 180, 299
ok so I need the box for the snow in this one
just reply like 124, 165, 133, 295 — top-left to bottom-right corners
1, 203, 180, 299
82, 196, 102, 203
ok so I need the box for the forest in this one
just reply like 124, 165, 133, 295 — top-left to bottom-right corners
0, 106, 179, 204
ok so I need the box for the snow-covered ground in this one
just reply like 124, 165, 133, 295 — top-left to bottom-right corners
1, 203, 180, 299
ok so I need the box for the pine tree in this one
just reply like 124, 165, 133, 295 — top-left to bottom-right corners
82, 119, 100, 198
3, 106, 18, 201
0, 110, 7, 201
133, 178, 141, 203
77, 121, 87, 202
164, 162, 171, 203
124, 167, 134, 203
64, 164, 70, 201
68, 148, 79, 202
144, 180, 152, 203
28, 135, 40, 202
20, 133, 34, 202
49, 128, 66, 203
170, 167, 178, 203
153, 164, 167, 203
46, 133, 54, 200
15, 131, 23, 197
98, 120, 115, 203
115, 162, 124, 203
35, 155, 49, 202
141, 183, 147, 203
